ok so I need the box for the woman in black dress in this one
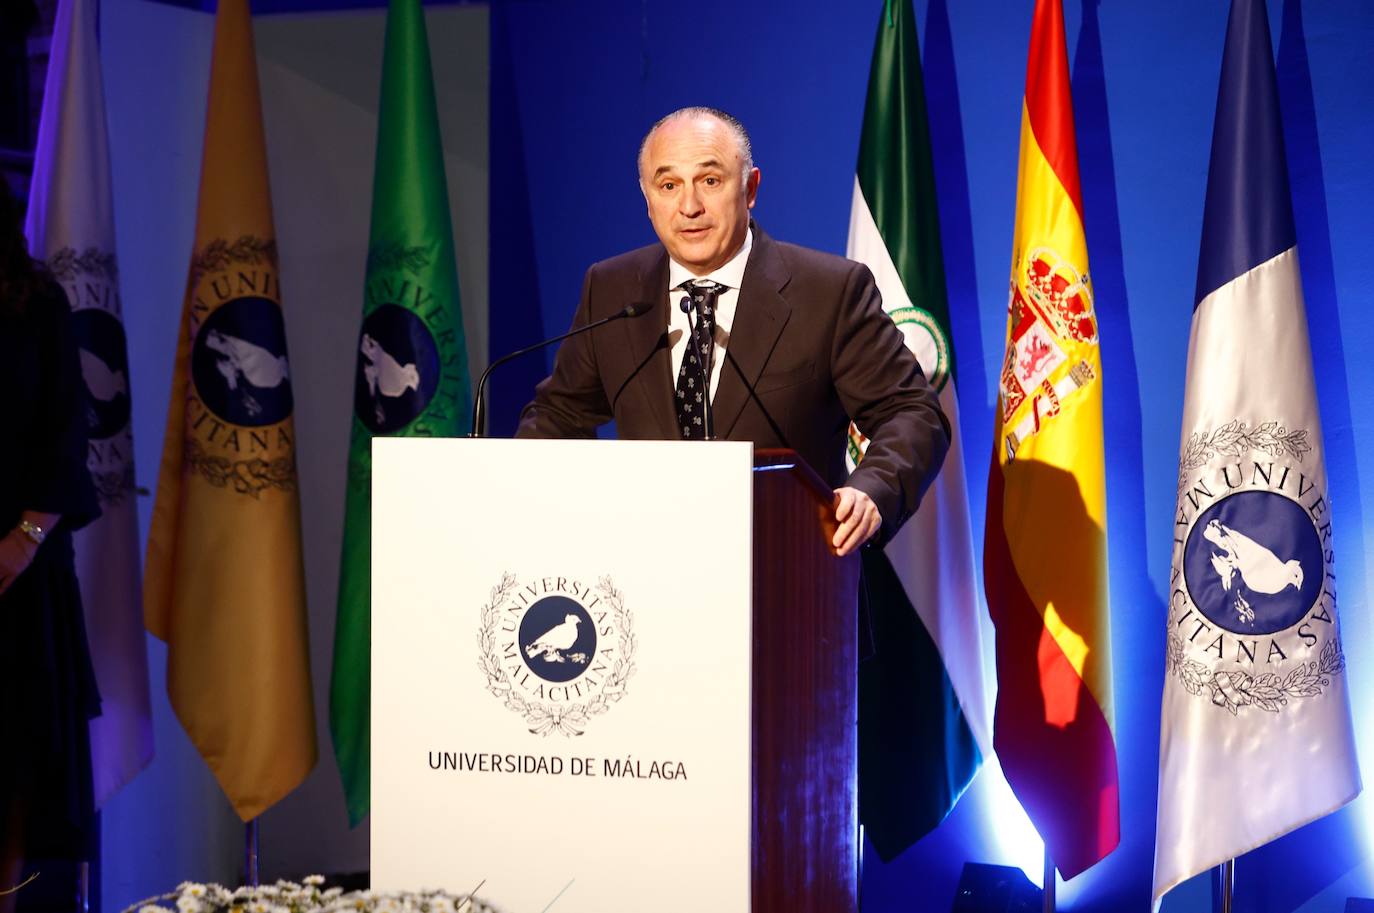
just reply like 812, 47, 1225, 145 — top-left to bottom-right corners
0, 180, 101, 910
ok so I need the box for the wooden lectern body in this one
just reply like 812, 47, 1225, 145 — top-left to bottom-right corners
372, 439, 858, 913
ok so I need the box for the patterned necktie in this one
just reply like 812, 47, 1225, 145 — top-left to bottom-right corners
674, 279, 725, 440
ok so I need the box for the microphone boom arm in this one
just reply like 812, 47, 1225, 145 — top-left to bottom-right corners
469, 301, 651, 438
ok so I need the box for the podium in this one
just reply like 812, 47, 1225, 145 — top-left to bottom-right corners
372, 439, 858, 913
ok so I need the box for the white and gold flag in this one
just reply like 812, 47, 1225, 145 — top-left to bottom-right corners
24, 0, 154, 806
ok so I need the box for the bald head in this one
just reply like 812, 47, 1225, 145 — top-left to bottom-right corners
637, 107, 754, 186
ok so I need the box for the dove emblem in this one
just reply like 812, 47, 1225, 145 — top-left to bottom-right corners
360, 333, 421, 425
523, 614, 587, 665
516, 595, 598, 683
79, 346, 130, 436
1202, 520, 1303, 625
352, 304, 442, 434
207, 329, 289, 389
80, 347, 128, 403
205, 329, 289, 418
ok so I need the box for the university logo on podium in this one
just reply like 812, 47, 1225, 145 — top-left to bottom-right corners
478, 573, 637, 736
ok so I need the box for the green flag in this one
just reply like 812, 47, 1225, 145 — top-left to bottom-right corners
331, 0, 472, 827
846, 0, 990, 859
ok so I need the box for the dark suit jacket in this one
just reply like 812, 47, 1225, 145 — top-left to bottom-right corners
517, 224, 950, 544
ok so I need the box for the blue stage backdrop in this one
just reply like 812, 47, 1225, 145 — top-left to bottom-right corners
92, 0, 1373, 911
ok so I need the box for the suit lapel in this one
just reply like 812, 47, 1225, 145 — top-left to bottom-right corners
714, 226, 791, 439
621, 251, 678, 439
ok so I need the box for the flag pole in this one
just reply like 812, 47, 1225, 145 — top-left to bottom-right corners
1217, 859, 1234, 913
245, 820, 260, 886
1043, 849, 1056, 913
857, 823, 865, 909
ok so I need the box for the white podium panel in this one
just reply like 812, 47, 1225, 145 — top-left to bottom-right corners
371, 438, 753, 912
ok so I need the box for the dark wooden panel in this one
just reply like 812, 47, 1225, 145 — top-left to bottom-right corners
751, 449, 859, 913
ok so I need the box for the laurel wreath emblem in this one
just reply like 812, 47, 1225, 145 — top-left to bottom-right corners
1177, 419, 1311, 491
1166, 630, 1345, 716
367, 244, 432, 276
189, 235, 278, 289
477, 573, 637, 737
47, 245, 119, 282
185, 438, 297, 497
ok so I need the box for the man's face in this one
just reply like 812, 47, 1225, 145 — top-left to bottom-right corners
639, 115, 760, 276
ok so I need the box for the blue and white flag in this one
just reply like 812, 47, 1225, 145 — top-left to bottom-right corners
25, 0, 154, 807
1152, 0, 1360, 905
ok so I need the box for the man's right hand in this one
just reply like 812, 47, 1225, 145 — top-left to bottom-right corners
832, 486, 882, 557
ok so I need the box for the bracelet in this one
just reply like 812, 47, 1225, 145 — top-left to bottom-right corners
16, 520, 46, 546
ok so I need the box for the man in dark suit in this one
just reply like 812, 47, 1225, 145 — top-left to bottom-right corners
518, 107, 948, 554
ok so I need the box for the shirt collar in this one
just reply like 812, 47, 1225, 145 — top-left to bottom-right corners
666, 227, 753, 292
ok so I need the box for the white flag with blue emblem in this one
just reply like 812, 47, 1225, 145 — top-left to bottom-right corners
24, 0, 154, 806
1151, 0, 1360, 906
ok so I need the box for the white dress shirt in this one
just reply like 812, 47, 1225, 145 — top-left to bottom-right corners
666, 228, 753, 403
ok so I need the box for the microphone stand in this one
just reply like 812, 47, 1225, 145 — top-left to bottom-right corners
720, 345, 792, 450
469, 301, 651, 438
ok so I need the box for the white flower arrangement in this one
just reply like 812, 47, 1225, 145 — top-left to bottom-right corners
124, 878, 500, 913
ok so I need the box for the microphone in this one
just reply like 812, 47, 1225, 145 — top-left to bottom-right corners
679, 293, 715, 441
470, 301, 653, 437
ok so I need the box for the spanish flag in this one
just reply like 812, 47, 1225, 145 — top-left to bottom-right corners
144, 0, 317, 821
983, 0, 1118, 879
